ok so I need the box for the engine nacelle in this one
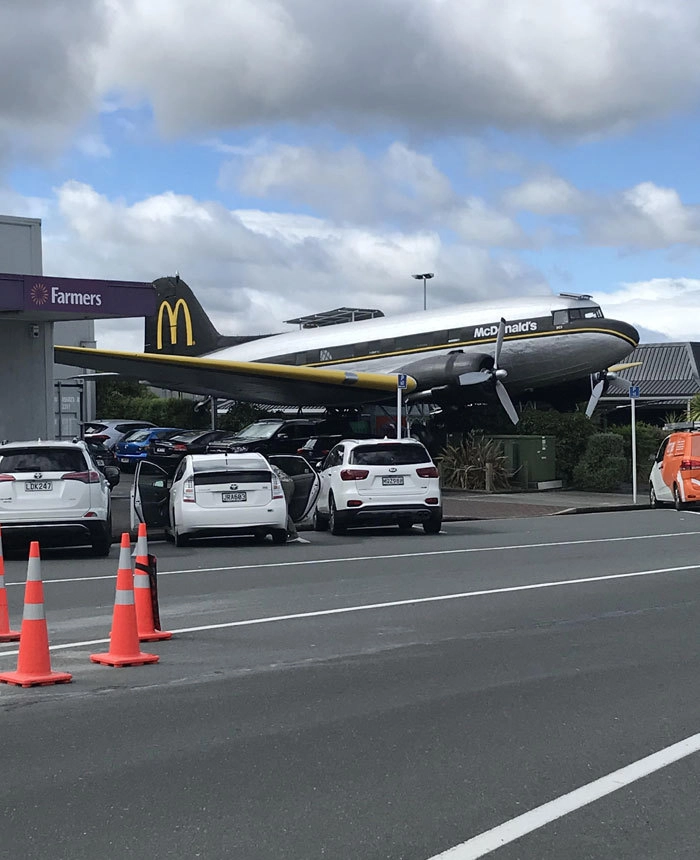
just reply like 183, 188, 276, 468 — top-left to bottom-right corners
400, 351, 492, 390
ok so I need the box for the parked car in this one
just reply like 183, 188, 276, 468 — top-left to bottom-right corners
206, 419, 325, 458
296, 435, 344, 470
131, 453, 320, 546
314, 438, 442, 535
0, 439, 119, 555
649, 430, 700, 509
146, 429, 230, 472
114, 427, 186, 471
85, 440, 119, 472
81, 419, 156, 450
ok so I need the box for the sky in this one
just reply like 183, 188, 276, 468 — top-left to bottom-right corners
2, 0, 700, 351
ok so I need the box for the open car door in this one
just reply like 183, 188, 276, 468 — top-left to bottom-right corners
131, 461, 171, 530
268, 455, 320, 523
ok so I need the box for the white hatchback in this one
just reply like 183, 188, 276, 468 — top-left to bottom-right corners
132, 453, 318, 546
0, 439, 116, 555
314, 438, 442, 535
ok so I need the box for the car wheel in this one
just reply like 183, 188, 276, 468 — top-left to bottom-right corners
423, 514, 442, 535
649, 484, 659, 508
173, 524, 190, 547
270, 528, 288, 545
313, 507, 329, 531
91, 519, 112, 557
329, 496, 347, 536
673, 484, 684, 511
397, 517, 413, 534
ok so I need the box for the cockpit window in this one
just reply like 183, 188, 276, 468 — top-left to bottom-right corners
553, 306, 604, 326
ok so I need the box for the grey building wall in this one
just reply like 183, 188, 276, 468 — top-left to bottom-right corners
0, 216, 51, 441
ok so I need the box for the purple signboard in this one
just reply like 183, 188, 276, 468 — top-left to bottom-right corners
0, 273, 156, 318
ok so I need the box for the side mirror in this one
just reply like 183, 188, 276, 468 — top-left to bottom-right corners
104, 465, 121, 488
277, 433, 289, 440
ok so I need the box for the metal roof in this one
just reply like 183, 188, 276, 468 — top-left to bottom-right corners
604, 342, 700, 400
284, 307, 384, 328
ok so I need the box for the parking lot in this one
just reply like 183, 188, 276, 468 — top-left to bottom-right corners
1, 507, 700, 858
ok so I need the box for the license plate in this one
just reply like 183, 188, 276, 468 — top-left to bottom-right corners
222, 491, 247, 502
154, 446, 167, 454
25, 481, 53, 492
96, 459, 105, 467
382, 476, 404, 486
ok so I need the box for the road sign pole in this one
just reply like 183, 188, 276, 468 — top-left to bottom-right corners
396, 384, 402, 439
631, 395, 637, 505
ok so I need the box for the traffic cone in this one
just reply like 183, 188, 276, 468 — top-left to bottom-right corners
133, 522, 171, 642
0, 527, 20, 642
0, 541, 72, 687
90, 533, 159, 667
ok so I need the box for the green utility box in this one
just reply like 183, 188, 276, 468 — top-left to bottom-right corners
488, 435, 557, 489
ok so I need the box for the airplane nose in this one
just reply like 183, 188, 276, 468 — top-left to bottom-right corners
607, 319, 640, 348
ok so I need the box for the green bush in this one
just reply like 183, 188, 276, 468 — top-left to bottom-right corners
608, 422, 666, 484
517, 409, 595, 486
573, 433, 628, 491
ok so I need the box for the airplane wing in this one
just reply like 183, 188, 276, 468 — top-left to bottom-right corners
55, 346, 416, 406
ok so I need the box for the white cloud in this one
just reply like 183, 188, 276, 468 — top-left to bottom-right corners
75, 134, 112, 159
25, 181, 548, 347
602, 278, 700, 342
503, 176, 586, 216
95, 0, 700, 138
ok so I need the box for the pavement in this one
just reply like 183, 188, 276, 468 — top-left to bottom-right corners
441, 487, 645, 520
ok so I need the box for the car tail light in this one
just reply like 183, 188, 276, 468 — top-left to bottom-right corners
340, 469, 370, 481
271, 474, 284, 500
425, 497, 439, 504
173, 443, 188, 452
416, 466, 439, 478
183, 477, 196, 502
347, 499, 363, 507
0, 474, 16, 482
62, 471, 101, 483
680, 459, 700, 470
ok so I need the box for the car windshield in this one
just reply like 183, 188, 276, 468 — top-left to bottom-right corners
0, 447, 86, 472
233, 421, 285, 440
350, 443, 429, 466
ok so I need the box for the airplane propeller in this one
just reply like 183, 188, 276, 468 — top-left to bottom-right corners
585, 367, 638, 418
458, 318, 520, 424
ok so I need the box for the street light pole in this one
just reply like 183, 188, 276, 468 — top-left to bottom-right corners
412, 272, 434, 311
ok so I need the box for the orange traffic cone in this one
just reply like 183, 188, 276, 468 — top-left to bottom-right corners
134, 522, 172, 642
0, 526, 20, 642
91, 533, 159, 667
0, 541, 72, 687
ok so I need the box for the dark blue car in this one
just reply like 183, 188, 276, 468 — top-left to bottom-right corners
114, 427, 186, 470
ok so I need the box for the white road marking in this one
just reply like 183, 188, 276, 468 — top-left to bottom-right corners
0, 561, 698, 658
427, 731, 700, 859
4, 529, 699, 587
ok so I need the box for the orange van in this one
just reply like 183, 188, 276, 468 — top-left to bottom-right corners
649, 431, 700, 509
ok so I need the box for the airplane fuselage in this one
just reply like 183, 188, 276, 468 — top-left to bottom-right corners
201, 294, 639, 396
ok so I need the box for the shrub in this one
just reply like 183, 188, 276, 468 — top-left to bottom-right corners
608, 422, 666, 484
437, 433, 509, 491
572, 433, 628, 491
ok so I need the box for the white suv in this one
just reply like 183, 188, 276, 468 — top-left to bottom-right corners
0, 440, 115, 555
314, 438, 442, 535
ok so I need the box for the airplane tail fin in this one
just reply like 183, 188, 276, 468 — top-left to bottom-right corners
145, 276, 264, 356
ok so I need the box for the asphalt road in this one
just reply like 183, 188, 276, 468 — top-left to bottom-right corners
1, 509, 700, 859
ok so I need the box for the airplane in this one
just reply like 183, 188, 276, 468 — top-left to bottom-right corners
55, 276, 640, 423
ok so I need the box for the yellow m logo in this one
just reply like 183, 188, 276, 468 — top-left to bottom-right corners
156, 298, 195, 350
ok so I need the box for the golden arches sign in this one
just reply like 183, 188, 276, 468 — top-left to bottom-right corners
156, 298, 195, 350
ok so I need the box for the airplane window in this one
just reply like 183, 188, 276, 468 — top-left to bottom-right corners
569, 308, 583, 320
552, 310, 568, 326
583, 307, 603, 318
